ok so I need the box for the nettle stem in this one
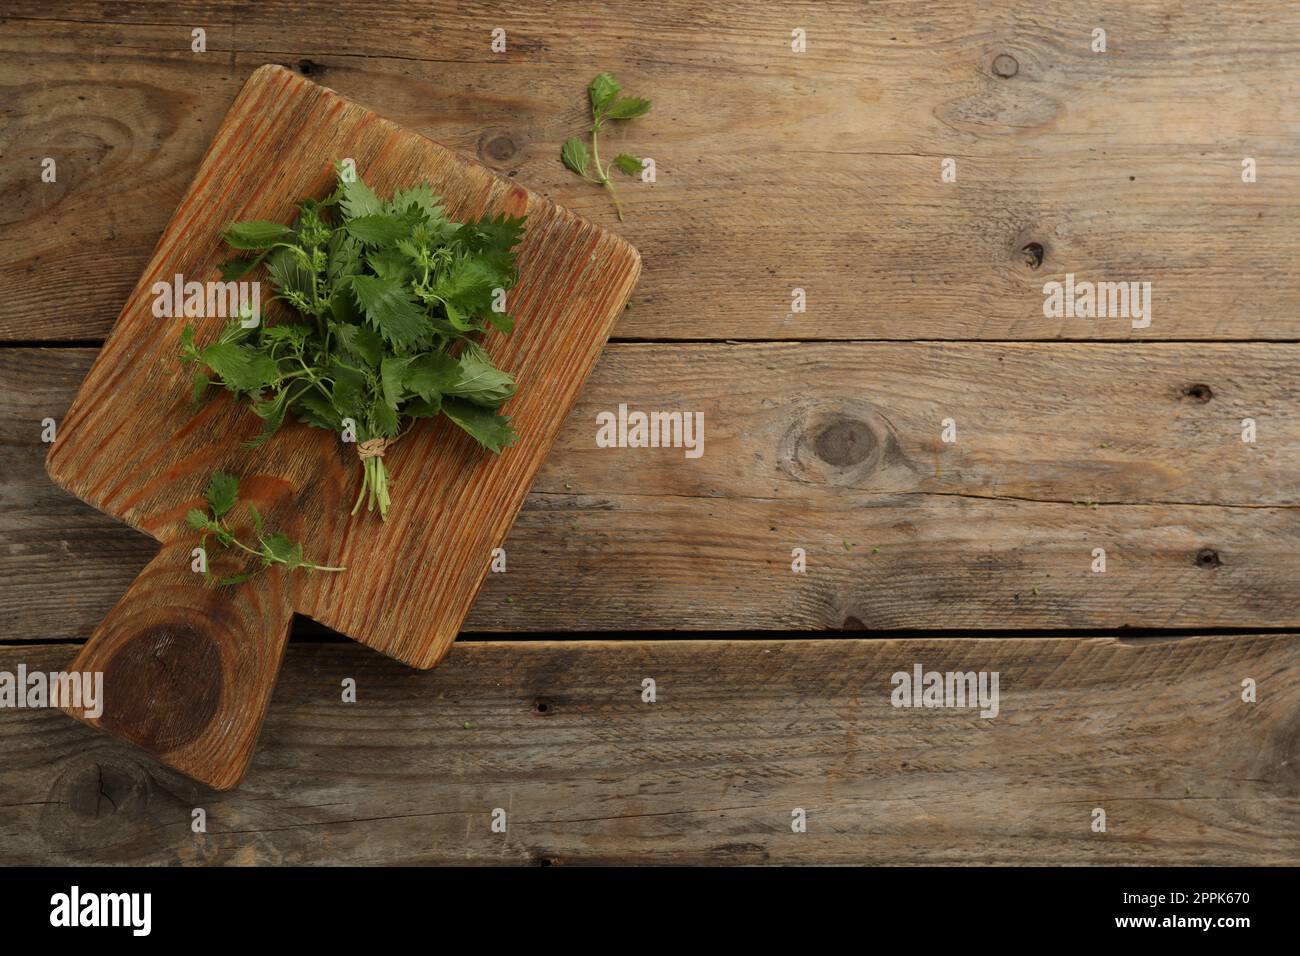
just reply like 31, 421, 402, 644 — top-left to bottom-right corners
352, 444, 394, 519
589, 122, 625, 222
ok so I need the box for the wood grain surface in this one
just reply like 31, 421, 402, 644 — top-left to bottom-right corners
6, 344, 1296, 637
2, 636, 1295, 865
2, 0, 1298, 865
40, 64, 639, 787
2, 2, 1298, 341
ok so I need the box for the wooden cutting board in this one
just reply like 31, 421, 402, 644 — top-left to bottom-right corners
45, 65, 640, 789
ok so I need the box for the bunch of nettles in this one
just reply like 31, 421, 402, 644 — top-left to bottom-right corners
181, 165, 526, 520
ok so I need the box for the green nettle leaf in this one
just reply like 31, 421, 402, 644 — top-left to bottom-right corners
344, 213, 410, 246
220, 253, 265, 282
262, 532, 304, 569
486, 311, 515, 334
403, 351, 460, 400
296, 390, 344, 430
367, 248, 415, 284
350, 275, 428, 350
449, 342, 516, 407
442, 398, 518, 453
604, 96, 652, 120
205, 472, 240, 519
199, 342, 280, 393
470, 212, 527, 252
380, 355, 413, 410
334, 322, 383, 367
561, 137, 590, 177
370, 394, 400, 437
387, 184, 442, 219
185, 164, 527, 521
186, 509, 210, 531
589, 72, 620, 114
433, 257, 498, 312
327, 232, 364, 280
266, 247, 315, 303
613, 154, 643, 176
224, 220, 295, 249
189, 369, 210, 405
338, 172, 384, 219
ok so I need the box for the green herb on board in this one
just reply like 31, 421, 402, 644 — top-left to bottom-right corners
181, 164, 526, 520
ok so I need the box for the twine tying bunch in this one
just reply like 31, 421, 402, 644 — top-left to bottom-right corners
356, 437, 391, 461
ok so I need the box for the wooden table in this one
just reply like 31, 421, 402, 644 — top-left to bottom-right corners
1, 1, 1297, 865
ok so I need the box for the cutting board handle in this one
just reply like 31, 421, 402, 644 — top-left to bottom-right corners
62, 482, 300, 790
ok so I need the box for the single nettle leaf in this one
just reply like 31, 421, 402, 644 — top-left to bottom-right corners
434, 256, 499, 310
449, 342, 516, 407
220, 253, 265, 282
261, 322, 311, 347
266, 247, 315, 302
403, 351, 460, 400
367, 248, 415, 285
344, 213, 410, 247
603, 96, 652, 120
613, 153, 643, 175
248, 502, 264, 537
404, 394, 443, 418
262, 532, 303, 570
442, 398, 518, 453
247, 387, 294, 447
327, 232, 364, 281
186, 509, 210, 531
486, 310, 515, 334
205, 472, 240, 519
200, 342, 280, 393
351, 275, 428, 351
338, 172, 384, 220
442, 301, 477, 333
387, 183, 443, 219
468, 212, 528, 254
329, 363, 368, 420
334, 322, 383, 367
561, 137, 590, 177
589, 73, 620, 114
295, 390, 344, 430
380, 355, 414, 410
370, 393, 400, 437
189, 369, 210, 405
224, 220, 295, 250
330, 286, 365, 326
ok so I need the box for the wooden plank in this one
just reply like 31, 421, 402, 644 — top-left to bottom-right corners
5, 344, 1297, 638
3, 4, 1298, 340
1, 636, 1295, 865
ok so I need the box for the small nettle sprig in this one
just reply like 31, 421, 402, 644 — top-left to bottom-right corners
561, 73, 652, 221
187, 472, 344, 586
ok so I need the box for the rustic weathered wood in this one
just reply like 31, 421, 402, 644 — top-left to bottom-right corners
7, 343, 1297, 638
1, 636, 1295, 865
2, 3, 1298, 340
42, 65, 639, 787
